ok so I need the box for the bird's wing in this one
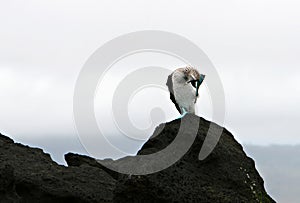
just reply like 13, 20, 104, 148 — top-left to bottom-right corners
166, 73, 182, 114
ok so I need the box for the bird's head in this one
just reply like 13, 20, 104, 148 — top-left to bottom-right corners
181, 66, 206, 97
174, 66, 205, 86
186, 68, 200, 83
180, 66, 205, 83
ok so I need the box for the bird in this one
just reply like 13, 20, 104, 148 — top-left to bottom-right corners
166, 66, 205, 118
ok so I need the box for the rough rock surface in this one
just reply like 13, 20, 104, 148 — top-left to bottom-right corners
0, 134, 116, 202
0, 114, 275, 202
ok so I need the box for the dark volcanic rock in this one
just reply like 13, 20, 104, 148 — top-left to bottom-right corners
0, 114, 275, 202
0, 133, 116, 202
111, 115, 275, 203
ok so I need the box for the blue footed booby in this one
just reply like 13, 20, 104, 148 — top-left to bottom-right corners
166, 66, 205, 117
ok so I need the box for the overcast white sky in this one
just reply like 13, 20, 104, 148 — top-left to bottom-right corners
0, 0, 300, 162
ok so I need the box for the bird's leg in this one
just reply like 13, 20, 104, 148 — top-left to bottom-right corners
178, 107, 188, 119
182, 107, 188, 116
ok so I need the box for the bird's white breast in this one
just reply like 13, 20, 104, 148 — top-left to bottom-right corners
172, 73, 196, 113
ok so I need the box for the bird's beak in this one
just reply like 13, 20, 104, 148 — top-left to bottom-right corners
195, 74, 205, 97
199, 74, 205, 85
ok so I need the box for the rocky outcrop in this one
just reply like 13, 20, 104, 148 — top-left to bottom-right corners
0, 114, 275, 202
0, 134, 115, 202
